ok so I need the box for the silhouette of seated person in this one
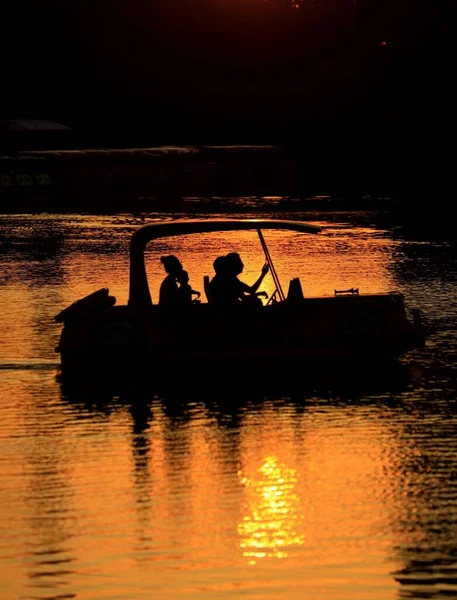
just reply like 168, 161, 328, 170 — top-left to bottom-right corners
159, 255, 183, 306
176, 269, 201, 305
209, 252, 269, 307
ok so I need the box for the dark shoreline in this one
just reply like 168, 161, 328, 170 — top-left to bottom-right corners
1, 141, 451, 240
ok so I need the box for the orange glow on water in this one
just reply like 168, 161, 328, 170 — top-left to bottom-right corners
238, 455, 305, 563
1, 215, 456, 599
0, 370, 440, 599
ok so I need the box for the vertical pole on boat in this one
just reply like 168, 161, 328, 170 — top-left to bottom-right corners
257, 228, 285, 301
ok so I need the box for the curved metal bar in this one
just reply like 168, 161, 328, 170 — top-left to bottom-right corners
256, 228, 285, 302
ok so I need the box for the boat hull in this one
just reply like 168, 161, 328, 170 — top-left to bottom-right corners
56, 293, 425, 387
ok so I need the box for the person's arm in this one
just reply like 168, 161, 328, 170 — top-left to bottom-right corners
247, 263, 269, 294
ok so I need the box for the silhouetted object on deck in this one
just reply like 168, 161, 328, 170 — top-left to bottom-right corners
209, 252, 269, 307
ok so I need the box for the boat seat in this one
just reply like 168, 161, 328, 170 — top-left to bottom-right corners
203, 275, 214, 304
287, 277, 304, 302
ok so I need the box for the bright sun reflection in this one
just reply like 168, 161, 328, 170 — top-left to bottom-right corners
238, 456, 305, 564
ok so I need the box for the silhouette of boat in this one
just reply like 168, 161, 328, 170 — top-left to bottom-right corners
54, 218, 426, 384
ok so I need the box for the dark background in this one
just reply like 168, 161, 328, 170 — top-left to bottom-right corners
2, 0, 454, 197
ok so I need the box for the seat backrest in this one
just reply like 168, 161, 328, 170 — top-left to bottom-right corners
287, 277, 304, 302
203, 275, 214, 304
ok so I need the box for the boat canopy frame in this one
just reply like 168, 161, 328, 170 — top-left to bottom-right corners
128, 218, 322, 309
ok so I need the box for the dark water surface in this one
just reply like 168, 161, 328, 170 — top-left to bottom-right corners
1, 210, 457, 599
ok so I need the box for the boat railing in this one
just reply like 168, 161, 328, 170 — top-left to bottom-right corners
334, 288, 359, 296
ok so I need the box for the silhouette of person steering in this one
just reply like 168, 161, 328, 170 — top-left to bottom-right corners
209, 252, 269, 307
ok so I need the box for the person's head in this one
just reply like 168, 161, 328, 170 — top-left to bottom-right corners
160, 255, 182, 275
225, 252, 244, 275
213, 255, 228, 275
176, 269, 189, 285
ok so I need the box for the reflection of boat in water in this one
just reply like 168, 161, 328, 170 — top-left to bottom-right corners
58, 357, 414, 403
54, 218, 426, 385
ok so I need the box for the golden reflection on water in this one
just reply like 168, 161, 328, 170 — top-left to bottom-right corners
2, 370, 456, 599
5, 215, 449, 598
238, 455, 305, 563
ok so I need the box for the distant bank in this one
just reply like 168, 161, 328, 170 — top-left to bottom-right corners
1, 143, 399, 214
